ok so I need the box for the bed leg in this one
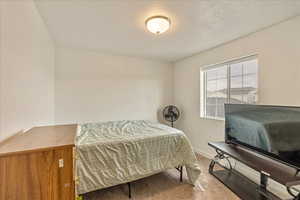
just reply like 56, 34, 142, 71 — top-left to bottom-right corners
180, 166, 183, 182
127, 182, 132, 198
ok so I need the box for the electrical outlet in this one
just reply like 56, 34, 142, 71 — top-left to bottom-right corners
59, 159, 64, 168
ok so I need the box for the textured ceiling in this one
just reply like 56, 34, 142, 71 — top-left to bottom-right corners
35, 0, 300, 62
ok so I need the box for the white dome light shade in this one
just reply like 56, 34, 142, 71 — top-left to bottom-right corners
146, 16, 171, 35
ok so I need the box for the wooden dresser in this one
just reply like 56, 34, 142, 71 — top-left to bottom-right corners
0, 124, 77, 200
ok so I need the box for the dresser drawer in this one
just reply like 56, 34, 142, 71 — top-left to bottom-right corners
0, 147, 74, 200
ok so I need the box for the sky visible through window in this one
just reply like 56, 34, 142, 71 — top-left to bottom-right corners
201, 57, 258, 119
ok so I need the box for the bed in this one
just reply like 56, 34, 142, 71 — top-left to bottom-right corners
227, 108, 300, 153
75, 120, 201, 195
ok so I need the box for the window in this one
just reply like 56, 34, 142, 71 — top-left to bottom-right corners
200, 55, 258, 119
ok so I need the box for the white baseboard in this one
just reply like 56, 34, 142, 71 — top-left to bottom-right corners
23, 127, 33, 133
194, 148, 214, 159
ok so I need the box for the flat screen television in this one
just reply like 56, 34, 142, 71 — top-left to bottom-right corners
225, 104, 300, 170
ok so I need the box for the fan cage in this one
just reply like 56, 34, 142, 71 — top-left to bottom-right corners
162, 105, 180, 127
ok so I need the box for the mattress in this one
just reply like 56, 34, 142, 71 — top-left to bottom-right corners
227, 108, 300, 153
75, 120, 201, 194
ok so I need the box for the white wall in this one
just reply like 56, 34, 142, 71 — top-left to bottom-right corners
173, 16, 300, 198
55, 47, 173, 124
0, 1, 55, 141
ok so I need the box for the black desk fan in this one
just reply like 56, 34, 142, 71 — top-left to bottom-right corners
163, 105, 180, 127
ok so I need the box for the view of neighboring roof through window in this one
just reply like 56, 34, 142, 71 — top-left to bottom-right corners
200, 55, 258, 120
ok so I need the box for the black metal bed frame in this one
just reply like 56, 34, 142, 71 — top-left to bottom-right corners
126, 166, 183, 198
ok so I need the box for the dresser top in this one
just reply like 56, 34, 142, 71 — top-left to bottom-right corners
0, 124, 77, 157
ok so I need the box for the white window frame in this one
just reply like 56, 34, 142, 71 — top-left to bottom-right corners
200, 54, 258, 120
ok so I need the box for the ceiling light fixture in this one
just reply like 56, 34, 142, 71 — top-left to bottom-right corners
145, 16, 171, 35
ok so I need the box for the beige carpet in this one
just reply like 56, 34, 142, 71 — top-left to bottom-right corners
84, 156, 239, 200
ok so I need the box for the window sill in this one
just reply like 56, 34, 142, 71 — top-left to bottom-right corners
200, 116, 225, 121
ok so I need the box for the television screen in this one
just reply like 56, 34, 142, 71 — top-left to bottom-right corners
225, 104, 300, 169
